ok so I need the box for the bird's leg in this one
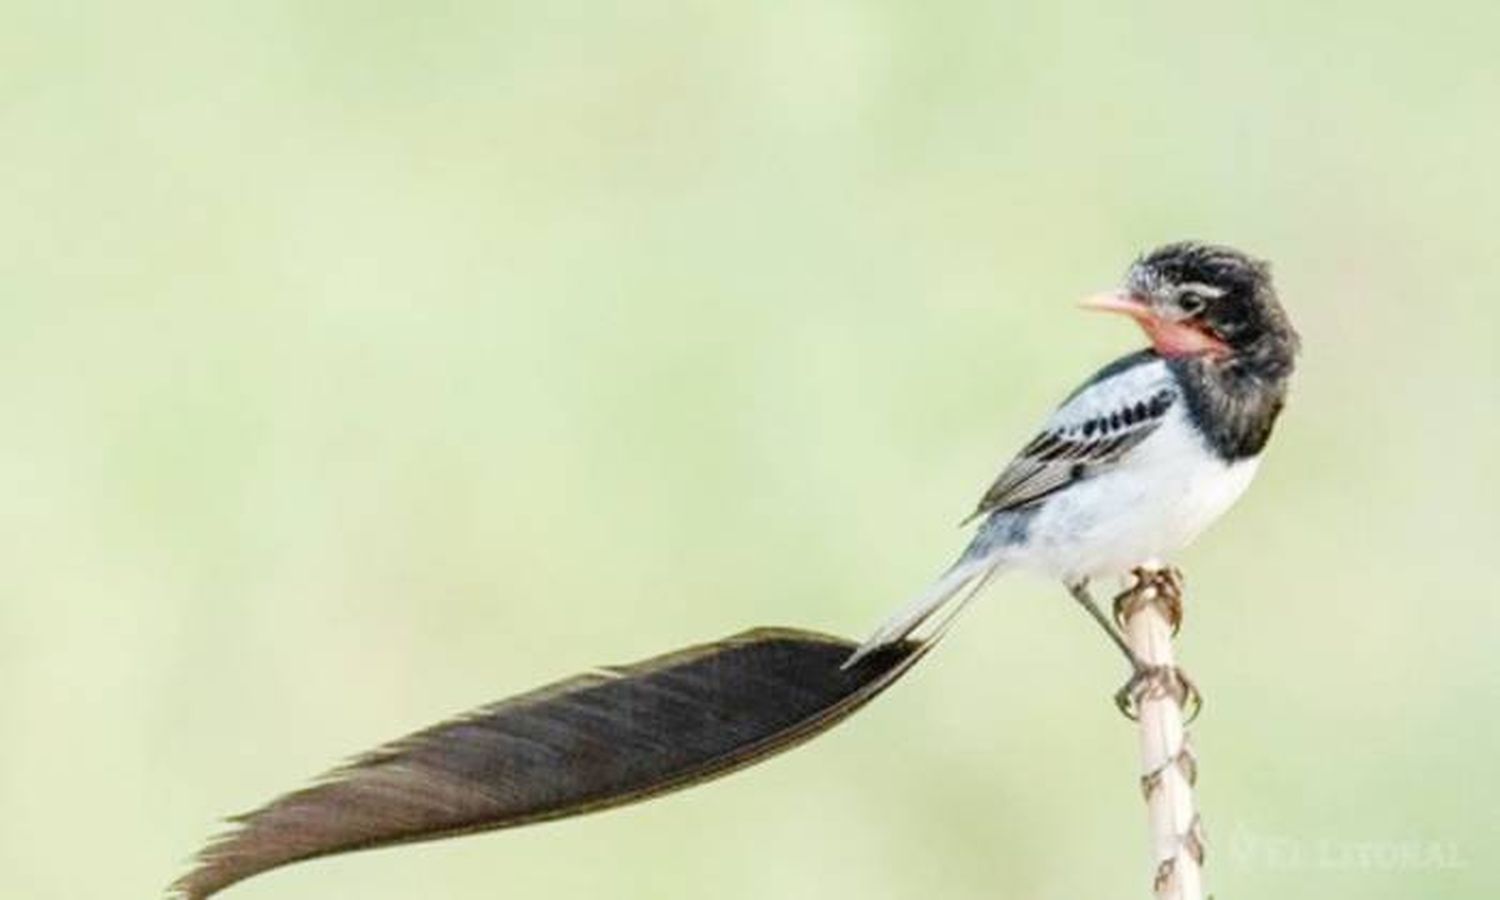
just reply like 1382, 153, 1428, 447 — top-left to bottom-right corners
1110, 568, 1201, 722
1066, 576, 1202, 721
1066, 580, 1145, 669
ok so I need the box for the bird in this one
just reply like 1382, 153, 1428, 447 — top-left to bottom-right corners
845, 240, 1299, 677
171, 240, 1298, 899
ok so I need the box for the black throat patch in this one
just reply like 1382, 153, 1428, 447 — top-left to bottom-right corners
1169, 356, 1290, 461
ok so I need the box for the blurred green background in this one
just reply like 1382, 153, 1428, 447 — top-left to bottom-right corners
3, 2, 1497, 898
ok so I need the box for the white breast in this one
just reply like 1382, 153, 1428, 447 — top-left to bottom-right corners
1008, 408, 1261, 582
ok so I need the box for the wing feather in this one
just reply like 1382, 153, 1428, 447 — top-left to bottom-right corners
964, 365, 1178, 524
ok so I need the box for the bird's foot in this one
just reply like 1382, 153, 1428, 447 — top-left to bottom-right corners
1114, 662, 1201, 723
1113, 566, 1186, 635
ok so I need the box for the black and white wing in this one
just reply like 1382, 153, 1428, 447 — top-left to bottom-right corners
847, 352, 1183, 665
965, 352, 1179, 524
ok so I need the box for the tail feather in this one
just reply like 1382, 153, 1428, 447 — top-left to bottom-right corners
170, 628, 930, 900
843, 556, 1001, 669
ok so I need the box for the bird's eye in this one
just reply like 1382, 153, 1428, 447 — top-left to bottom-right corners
1176, 291, 1206, 316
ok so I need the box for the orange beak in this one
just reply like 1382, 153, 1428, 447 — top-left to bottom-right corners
1079, 291, 1230, 359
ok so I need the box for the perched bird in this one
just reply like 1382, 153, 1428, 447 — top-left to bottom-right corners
847, 240, 1299, 671
172, 241, 1297, 899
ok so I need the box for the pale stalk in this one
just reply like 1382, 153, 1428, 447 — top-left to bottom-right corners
1120, 568, 1204, 900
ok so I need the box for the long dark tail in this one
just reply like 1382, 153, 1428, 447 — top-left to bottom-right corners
170, 628, 932, 899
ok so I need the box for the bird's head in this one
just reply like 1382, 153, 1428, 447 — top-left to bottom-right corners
1083, 242, 1299, 376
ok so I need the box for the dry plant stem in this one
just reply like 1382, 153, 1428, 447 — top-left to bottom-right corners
1119, 567, 1205, 900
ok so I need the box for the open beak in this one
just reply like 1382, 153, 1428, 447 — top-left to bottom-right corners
1079, 290, 1230, 359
